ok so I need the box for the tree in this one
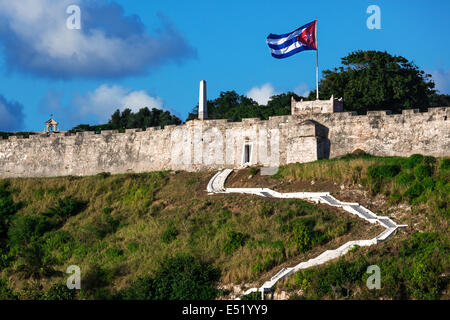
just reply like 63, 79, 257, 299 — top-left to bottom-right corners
16, 240, 56, 279
429, 94, 450, 108
117, 255, 220, 300
44, 283, 76, 300
186, 91, 302, 122
72, 107, 182, 132
265, 92, 302, 117
307, 50, 436, 113
109, 109, 122, 128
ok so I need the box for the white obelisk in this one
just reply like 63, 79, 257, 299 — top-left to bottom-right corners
199, 80, 207, 120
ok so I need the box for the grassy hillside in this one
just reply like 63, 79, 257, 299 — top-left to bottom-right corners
252, 153, 449, 299
0, 153, 448, 300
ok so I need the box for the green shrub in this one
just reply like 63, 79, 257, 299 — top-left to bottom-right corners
367, 164, 401, 180
117, 255, 220, 300
186, 178, 198, 186
249, 167, 259, 176
414, 164, 432, 180
97, 172, 111, 179
31, 189, 45, 201
41, 230, 75, 264
423, 156, 436, 165
127, 241, 139, 252
403, 181, 425, 202
0, 184, 20, 216
404, 154, 424, 169
240, 291, 261, 300
8, 215, 53, 249
251, 262, 264, 274
161, 226, 178, 244
389, 192, 402, 203
395, 171, 414, 185
223, 231, 248, 254
44, 197, 86, 219
81, 265, 114, 299
44, 283, 76, 300
295, 257, 368, 299
395, 232, 446, 299
259, 204, 274, 217
0, 182, 20, 239
291, 223, 312, 253
123, 181, 159, 205
293, 232, 448, 300
105, 247, 124, 263
251, 258, 276, 275
440, 158, 450, 171
339, 150, 373, 160
16, 240, 56, 279
421, 177, 435, 190
0, 278, 16, 300
89, 209, 120, 239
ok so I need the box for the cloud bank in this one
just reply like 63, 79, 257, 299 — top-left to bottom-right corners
0, 0, 196, 79
0, 94, 25, 132
294, 82, 311, 97
247, 82, 312, 105
246, 83, 277, 105
40, 85, 167, 129
75, 84, 165, 123
429, 69, 450, 94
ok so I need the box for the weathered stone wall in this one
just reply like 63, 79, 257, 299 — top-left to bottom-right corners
0, 107, 448, 178
292, 95, 344, 114
296, 107, 449, 159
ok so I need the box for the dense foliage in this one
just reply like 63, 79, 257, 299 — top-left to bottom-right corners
362, 154, 449, 213
306, 50, 436, 113
117, 255, 220, 300
277, 154, 449, 300
292, 232, 448, 300
429, 93, 450, 108
0, 132, 36, 140
187, 91, 302, 122
71, 107, 182, 132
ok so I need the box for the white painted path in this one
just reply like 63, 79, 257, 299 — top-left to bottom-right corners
207, 169, 407, 299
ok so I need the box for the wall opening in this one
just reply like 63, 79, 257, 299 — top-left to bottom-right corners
244, 145, 251, 163
241, 140, 253, 165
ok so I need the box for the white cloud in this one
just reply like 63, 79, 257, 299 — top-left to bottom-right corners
75, 85, 164, 123
0, 0, 196, 78
294, 82, 311, 97
429, 69, 450, 94
246, 83, 277, 105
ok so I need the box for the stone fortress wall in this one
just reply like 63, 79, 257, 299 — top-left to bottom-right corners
1, 79, 449, 178
0, 105, 448, 178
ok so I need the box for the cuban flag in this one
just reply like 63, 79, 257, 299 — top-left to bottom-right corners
267, 20, 317, 59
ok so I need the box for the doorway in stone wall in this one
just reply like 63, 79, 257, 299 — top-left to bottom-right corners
242, 140, 253, 166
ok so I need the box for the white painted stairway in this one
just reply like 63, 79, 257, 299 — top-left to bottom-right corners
206, 169, 407, 299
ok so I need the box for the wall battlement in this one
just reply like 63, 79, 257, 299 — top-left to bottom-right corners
0, 107, 449, 178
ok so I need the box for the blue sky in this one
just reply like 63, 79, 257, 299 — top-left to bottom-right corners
0, 0, 449, 131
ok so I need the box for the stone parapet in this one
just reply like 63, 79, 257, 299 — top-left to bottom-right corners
0, 107, 448, 177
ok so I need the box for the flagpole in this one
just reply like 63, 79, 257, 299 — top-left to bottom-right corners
315, 19, 319, 100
